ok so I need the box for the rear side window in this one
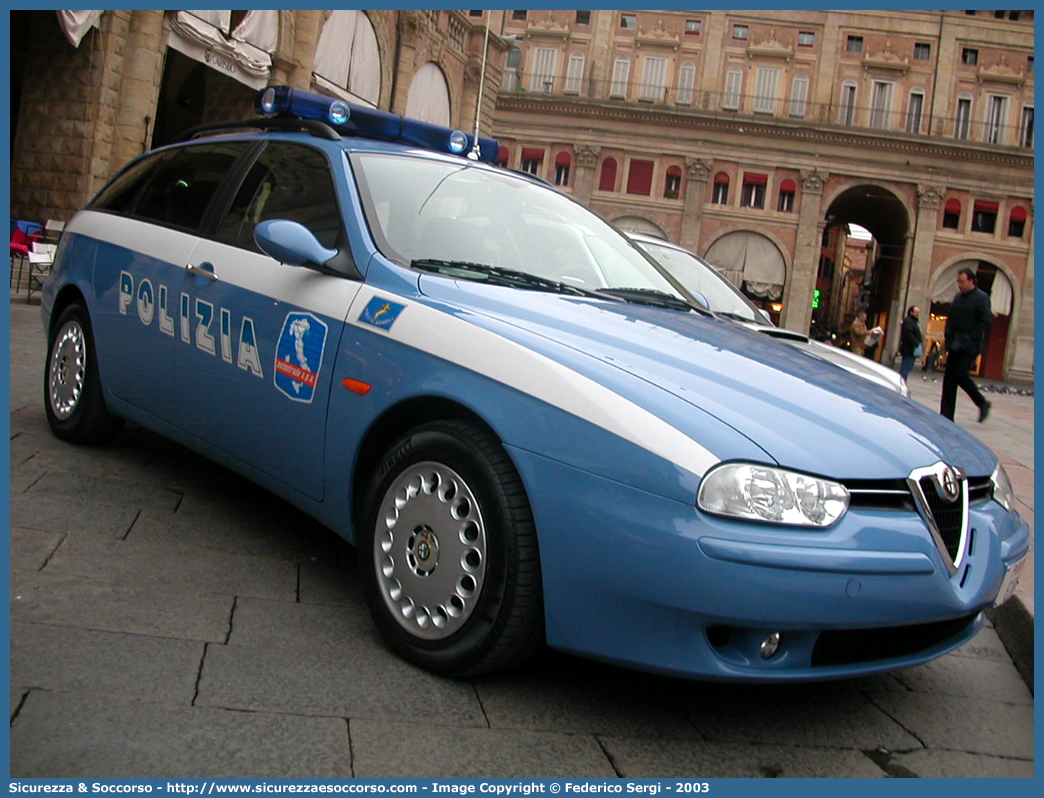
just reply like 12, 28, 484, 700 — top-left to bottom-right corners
217, 142, 343, 252
131, 143, 246, 231
90, 151, 176, 215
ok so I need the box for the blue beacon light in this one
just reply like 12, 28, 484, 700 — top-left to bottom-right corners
255, 86, 499, 163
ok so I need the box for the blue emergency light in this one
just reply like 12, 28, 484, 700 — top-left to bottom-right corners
255, 86, 500, 163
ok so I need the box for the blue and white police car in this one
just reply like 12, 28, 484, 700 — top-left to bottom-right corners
42, 87, 1028, 681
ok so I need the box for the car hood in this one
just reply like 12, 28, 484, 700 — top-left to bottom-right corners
418, 279, 996, 480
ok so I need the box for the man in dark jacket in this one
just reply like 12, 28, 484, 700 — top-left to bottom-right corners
898, 305, 923, 383
941, 268, 993, 422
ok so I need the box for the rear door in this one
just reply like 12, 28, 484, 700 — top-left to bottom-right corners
89, 142, 252, 422
173, 140, 362, 500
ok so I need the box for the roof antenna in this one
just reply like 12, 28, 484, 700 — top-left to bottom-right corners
470, 11, 492, 161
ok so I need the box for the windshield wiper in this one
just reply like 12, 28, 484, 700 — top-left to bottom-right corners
412, 259, 605, 298
595, 287, 705, 313
715, 310, 759, 323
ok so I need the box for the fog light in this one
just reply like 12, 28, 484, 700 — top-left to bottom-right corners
759, 632, 781, 659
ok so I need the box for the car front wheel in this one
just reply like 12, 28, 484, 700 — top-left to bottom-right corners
359, 420, 543, 676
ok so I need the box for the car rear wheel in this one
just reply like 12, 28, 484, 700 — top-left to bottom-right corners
44, 303, 123, 444
359, 420, 543, 676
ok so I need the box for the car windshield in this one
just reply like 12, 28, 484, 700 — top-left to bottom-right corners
352, 153, 683, 297
636, 239, 764, 324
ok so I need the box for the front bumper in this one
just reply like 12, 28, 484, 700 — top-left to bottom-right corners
510, 447, 1030, 681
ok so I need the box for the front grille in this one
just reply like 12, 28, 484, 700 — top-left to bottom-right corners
918, 475, 965, 561
811, 613, 979, 667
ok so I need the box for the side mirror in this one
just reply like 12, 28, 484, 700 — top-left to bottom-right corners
254, 219, 338, 268
689, 290, 710, 310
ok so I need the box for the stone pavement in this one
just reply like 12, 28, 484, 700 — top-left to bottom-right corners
7, 301, 1034, 778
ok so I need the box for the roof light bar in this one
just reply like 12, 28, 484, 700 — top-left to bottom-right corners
255, 86, 499, 163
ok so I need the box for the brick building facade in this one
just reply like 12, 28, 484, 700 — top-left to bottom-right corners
491, 9, 1034, 381
8, 10, 1034, 380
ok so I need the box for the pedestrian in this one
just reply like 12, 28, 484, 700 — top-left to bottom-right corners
898, 305, 924, 383
940, 268, 993, 422
849, 310, 869, 356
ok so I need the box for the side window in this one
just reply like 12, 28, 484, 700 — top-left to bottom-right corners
90, 151, 176, 215
131, 144, 246, 231
217, 142, 342, 252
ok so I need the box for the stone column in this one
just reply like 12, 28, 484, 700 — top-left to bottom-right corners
1008, 206, 1034, 382
111, 10, 165, 168
901, 184, 945, 338
285, 9, 321, 90
571, 144, 601, 206
781, 169, 827, 333
679, 157, 712, 251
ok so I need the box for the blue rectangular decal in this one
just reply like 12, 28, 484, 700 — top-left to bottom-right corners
359, 297, 405, 331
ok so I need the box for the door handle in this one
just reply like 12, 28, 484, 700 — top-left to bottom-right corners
186, 262, 218, 281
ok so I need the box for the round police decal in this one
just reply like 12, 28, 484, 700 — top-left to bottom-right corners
274, 312, 329, 403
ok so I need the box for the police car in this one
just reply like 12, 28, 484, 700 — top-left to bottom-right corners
42, 87, 1028, 681
625, 232, 909, 395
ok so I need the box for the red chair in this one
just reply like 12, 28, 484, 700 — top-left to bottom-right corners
10, 227, 41, 290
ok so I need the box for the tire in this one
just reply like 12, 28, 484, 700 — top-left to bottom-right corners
44, 303, 123, 444
359, 420, 544, 676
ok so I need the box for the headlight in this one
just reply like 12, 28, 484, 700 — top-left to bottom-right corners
990, 463, 1016, 512
697, 462, 850, 527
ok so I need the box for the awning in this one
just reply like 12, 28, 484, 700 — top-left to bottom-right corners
555, 151, 572, 165
974, 200, 999, 214
57, 10, 103, 48
704, 231, 786, 300
521, 148, 545, 162
779, 178, 797, 193
1010, 206, 1027, 222
714, 171, 730, 184
742, 173, 767, 186
167, 10, 277, 91
930, 260, 1013, 315
944, 198, 962, 214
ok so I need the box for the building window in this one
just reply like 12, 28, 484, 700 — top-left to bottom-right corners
1008, 206, 1027, 237
971, 201, 998, 234
520, 148, 544, 175
906, 90, 925, 134
942, 199, 961, 229
610, 57, 630, 98
846, 35, 863, 53
676, 61, 696, 105
664, 166, 682, 199
512, 11, 527, 22
741, 173, 767, 208
598, 158, 617, 192
640, 56, 668, 102
685, 19, 701, 36
869, 81, 894, 128
529, 47, 559, 93
626, 159, 654, 196
469, 11, 483, 18
494, 146, 509, 169
790, 74, 809, 117
955, 96, 972, 140
1028, 56, 1034, 75
621, 13, 636, 29
798, 31, 815, 47
753, 67, 780, 114
565, 52, 585, 94
986, 95, 1009, 144
554, 152, 571, 187
914, 42, 931, 60
777, 179, 796, 212
575, 11, 590, 26
502, 47, 522, 91
962, 48, 978, 66
733, 24, 749, 40
839, 81, 857, 125
723, 68, 744, 110
712, 173, 730, 205
1019, 105, 1034, 148
1009, 10, 1021, 20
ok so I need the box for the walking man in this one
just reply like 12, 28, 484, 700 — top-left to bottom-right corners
940, 268, 993, 422
898, 305, 923, 383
